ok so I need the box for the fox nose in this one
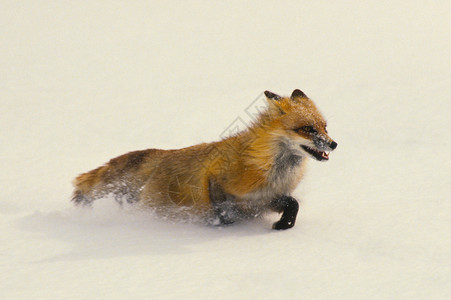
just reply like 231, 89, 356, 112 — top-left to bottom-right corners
330, 141, 338, 150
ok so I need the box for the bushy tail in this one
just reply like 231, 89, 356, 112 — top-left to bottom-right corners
72, 165, 108, 205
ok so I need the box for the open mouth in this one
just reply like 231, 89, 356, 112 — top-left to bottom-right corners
301, 146, 329, 161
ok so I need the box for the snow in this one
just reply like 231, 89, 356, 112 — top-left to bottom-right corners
1, 1, 450, 299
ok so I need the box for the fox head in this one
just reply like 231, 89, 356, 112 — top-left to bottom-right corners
263, 89, 337, 161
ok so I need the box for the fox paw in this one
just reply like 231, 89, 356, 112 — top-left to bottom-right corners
272, 220, 295, 230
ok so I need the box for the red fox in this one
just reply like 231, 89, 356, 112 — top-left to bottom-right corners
72, 89, 337, 229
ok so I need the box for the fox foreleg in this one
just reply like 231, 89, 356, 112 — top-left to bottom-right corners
208, 179, 238, 225
270, 195, 299, 230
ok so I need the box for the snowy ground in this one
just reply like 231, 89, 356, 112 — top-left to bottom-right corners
1, 1, 450, 299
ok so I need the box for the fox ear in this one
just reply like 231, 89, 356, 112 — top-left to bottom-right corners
291, 89, 307, 99
265, 90, 285, 115
264, 90, 281, 101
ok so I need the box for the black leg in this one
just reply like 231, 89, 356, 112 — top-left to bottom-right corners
208, 178, 238, 225
270, 195, 299, 230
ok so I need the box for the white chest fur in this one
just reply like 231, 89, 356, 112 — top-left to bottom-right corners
241, 144, 305, 207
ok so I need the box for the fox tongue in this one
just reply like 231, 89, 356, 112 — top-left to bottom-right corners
301, 145, 330, 161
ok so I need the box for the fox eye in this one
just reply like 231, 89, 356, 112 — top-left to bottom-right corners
299, 126, 316, 133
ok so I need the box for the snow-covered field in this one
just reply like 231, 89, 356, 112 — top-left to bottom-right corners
1, 1, 450, 299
